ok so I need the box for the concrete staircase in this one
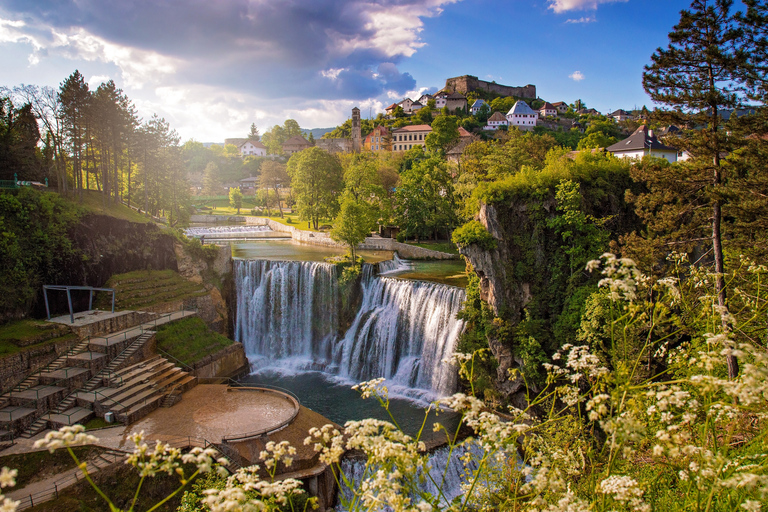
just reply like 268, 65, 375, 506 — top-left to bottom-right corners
2, 310, 199, 442
76, 356, 197, 424
21, 331, 158, 438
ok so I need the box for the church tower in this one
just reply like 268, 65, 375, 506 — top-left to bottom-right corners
351, 107, 361, 152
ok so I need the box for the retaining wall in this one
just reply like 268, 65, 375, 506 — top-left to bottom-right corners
0, 338, 80, 394
192, 343, 248, 379
241, 217, 457, 260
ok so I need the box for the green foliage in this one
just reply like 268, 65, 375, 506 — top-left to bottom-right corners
424, 115, 459, 154
0, 188, 82, 320
330, 195, 377, 260
393, 155, 458, 241
228, 187, 243, 214
287, 147, 344, 230
452, 220, 497, 250
155, 317, 233, 365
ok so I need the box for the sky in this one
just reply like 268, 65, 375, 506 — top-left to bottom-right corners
0, 0, 697, 142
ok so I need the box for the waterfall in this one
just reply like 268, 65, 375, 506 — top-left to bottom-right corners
337, 273, 465, 398
234, 259, 465, 399
235, 259, 340, 369
377, 253, 414, 275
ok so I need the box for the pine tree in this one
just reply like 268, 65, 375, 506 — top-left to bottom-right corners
640, 0, 767, 378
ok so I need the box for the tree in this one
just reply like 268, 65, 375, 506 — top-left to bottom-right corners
425, 115, 459, 154
247, 123, 260, 141
394, 156, 458, 241
259, 160, 288, 218
330, 195, 377, 260
287, 147, 343, 229
203, 162, 220, 196
640, 0, 767, 378
59, 70, 91, 198
229, 186, 243, 214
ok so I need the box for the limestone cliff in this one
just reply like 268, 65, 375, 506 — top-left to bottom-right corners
457, 178, 639, 401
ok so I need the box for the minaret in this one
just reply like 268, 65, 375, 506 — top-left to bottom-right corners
351, 107, 361, 152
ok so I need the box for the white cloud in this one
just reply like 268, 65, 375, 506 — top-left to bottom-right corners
569, 71, 585, 81
566, 16, 597, 23
549, 0, 627, 14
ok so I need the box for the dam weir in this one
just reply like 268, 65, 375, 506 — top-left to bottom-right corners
234, 259, 466, 401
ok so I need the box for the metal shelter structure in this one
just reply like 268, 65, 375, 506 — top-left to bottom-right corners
42, 285, 116, 324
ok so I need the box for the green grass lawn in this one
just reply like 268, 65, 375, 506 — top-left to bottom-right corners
95, 270, 208, 311
404, 240, 460, 256
78, 190, 151, 224
0, 319, 77, 358
155, 317, 233, 366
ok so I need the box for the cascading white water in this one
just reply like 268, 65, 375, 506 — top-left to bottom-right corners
377, 253, 415, 275
234, 259, 465, 399
337, 269, 465, 398
235, 259, 339, 368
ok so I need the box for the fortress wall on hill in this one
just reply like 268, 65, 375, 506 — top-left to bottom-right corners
445, 75, 536, 99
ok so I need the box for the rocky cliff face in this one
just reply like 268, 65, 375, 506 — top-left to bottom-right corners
34, 215, 178, 317
458, 183, 638, 403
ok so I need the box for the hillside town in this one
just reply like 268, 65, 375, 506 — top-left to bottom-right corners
208, 74, 710, 196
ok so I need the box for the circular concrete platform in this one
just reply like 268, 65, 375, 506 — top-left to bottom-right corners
125, 384, 297, 444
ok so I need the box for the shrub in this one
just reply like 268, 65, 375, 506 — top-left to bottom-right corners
451, 220, 497, 250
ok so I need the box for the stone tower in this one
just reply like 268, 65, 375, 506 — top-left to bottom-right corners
351, 107, 361, 152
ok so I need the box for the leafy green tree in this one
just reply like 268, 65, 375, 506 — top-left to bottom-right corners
0, 98, 42, 181
203, 162, 220, 196
489, 97, 515, 115
259, 160, 288, 218
414, 105, 433, 125
576, 131, 616, 150
474, 103, 491, 124
394, 156, 458, 240
331, 195, 377, 260
287, 147, 344, 229
425, 115, 459, 154
639, 0, 767, 377
229, 186, 243, 214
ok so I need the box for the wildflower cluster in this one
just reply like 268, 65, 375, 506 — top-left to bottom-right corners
33, 424, 98, 453
201, 465, 312, 512
0, 467, 18, 512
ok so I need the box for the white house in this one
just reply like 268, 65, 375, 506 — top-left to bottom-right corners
539, 102, 558, 118
238, 140, 267, 157
610, 109, 633, 122
398, 98, 415, 113
435, 92, 448, 109
417, 93, 434, 105
471, 99, 487, 115
483, 111, 509, 131
606, 125, 678, 163
506, 100, 539, 131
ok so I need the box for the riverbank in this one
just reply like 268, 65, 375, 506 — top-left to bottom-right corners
190, 214, 458, 260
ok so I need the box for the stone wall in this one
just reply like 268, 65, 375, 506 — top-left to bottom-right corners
68, 311, 156, 340
191, 343, 248, 379
445, 75, 536, 99
0, 338, 80, 394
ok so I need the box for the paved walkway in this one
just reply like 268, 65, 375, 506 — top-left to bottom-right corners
88, 310, 196, 346
5, 449, 124, 510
